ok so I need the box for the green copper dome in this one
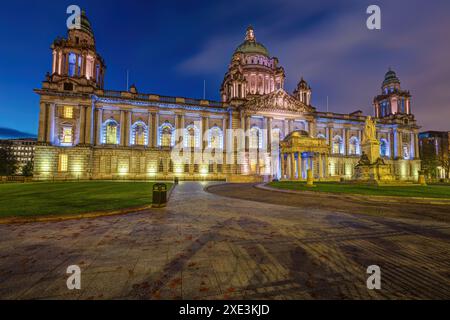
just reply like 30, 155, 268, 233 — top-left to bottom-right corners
80, 10, 94, 37
234, 26, 269, 57
383, 69, 400, 86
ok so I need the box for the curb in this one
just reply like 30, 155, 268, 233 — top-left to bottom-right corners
256, 183, 450, 206
0, 205, 153, 225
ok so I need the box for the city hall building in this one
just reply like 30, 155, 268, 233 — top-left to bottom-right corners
33, 11, 421, 181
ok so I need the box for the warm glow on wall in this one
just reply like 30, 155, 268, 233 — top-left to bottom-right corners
118, 161, 129, 176
199, 165, 209, 175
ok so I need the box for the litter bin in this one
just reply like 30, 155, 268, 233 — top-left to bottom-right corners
174, 177, 179, 185
152, 183, 168, 208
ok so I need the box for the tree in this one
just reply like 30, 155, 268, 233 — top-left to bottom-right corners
0, 143, 18, 176
22, 161, 34, 177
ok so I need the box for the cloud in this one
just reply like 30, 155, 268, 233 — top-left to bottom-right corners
0, 127, 36, 139
176, 0, 450, 131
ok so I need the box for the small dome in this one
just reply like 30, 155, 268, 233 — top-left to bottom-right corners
234, 26, 269, 57
289, 130, 309, 138
80, 10, 94, 37
383, 68, 400, 86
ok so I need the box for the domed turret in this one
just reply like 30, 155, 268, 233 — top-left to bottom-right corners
293, 77, 312, 105
221, 26, 285, 102
48, 9, 106, 89
374, 69, 412, 118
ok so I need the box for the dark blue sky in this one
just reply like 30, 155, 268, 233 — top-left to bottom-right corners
1, 0, 449, 135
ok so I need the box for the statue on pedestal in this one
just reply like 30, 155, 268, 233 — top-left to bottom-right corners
362, 116, 377, 144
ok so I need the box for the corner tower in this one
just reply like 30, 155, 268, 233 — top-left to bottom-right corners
220, 26, 285, 103
374, 69, 412, 118
47, 10, 106, 91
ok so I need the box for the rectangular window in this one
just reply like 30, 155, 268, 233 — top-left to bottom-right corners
68, 53, 77, 77
64, 106, 73, 119
62, 127, 73, 144
59, 154, 68, 172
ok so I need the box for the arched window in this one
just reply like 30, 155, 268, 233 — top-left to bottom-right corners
272, 128, 281, 143
131, 121, 148, 146
103, 119, 119, 145
184, 124, 200, 148
332, 136, 344, 154
317, 133, 326, 140
61, 126, 73, 146
348, 136, 360, 155
68, 53, 77, 76
208, 126, 223, 149
159, 122, 175, 147
380, 139, 389, 157
403, 145, 410, 160
249, 126, 263, 149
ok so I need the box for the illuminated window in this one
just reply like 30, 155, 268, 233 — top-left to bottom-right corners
249, 126, 262, 149
131, 121, 148, 146
184, 124, 200, 148
159, 122, 174, 147
59, 154, 68, 172
63, 106, 73, 119
272, 128, 281, 143
208, 127, 223, 149
317, 133, 326, 139
348, 136, 360, 155
333, 136, 343, 154
403, 145, 410, 160
62, 127, 73, 145
103, 120, 119, 145
380, 139, 389, 157
68, 53, 77, 76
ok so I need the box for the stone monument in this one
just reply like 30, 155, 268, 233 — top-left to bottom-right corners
354, 117, 394, 183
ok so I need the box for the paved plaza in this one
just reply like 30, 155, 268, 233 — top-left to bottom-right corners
0, 182, 449, 299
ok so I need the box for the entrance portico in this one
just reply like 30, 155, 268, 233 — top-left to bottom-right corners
280, 131, 330, 180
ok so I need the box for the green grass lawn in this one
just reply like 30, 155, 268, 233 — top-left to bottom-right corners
0, 181, 171, 218
269, 181, 450, 199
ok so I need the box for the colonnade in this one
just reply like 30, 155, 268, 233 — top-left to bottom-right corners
280, 151, 328, 180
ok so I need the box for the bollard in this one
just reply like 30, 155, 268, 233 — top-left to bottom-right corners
418, 174, 427, 186
306, 169, 315, 187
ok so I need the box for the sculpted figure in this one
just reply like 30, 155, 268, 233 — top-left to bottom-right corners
363, 116, 377, 143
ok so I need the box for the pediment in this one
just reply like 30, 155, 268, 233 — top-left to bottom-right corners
242, 89, 315, 113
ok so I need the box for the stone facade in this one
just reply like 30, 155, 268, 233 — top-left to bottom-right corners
33, 12, 421, 182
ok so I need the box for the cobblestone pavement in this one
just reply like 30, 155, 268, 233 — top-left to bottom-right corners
0, 182, 449, 300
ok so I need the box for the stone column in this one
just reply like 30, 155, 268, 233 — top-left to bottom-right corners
38, 102, 47, 143
327, 127, 332, 146
290, 153, 296, 179
85, 106, 93, 145
318, 154, 324, 179
296, 153, 301, 180
267, 117, 273, 152
147, 113, 153, 147
95, 108, 103, 145
324, 154, 329, 178
245, 116, 251, 151
46, 104, 55, 144
284, 119, 289, 137
126, 111, 132, 146
414, 133, 420, 160
203, 116, 209, 150
280, 153, 285, 179
153, 113, 159, 147
309, 120, 316, 137
222, 117, 227, 149
119, 110, 125, 146
343, 128, 348, 156
395, 130, 403, 159
390, 131, 396, 159
78, 106, 86, 145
